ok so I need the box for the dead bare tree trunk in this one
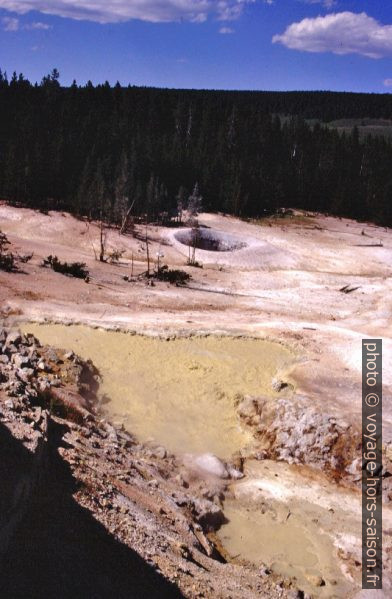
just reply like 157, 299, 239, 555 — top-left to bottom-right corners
145, 221, 150, 277
86, 223, 98, 261
189, 222, 199, 266
191, 235, 196, 265
120, 199, 136, 235
99, 219, 106, 262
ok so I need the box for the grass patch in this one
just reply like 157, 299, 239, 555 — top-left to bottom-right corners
249, 213, 315, 229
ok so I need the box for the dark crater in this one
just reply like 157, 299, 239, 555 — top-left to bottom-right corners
175, 229, 247, 252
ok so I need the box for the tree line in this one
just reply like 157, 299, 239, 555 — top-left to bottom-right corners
0, 69, 392, 227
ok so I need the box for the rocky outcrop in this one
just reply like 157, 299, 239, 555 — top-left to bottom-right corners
237, 393, 362, 479
0, 327, 98, 564
0, 327, 98, 415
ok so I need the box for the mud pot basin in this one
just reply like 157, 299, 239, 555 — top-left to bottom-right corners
21, 324, 294, 458
174, 228, 247, 252
20, 323, 376, 597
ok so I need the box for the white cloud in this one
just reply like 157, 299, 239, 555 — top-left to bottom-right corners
300, 0, 337, 8
1, 16, 52, 31
384, 79, 392, 88
0, 1, 253, 24
26, 21, 52, 30
273, 12, 392, 59
217, 2, 242, 21
2, 16, 19, 30
219, 26, 234, 34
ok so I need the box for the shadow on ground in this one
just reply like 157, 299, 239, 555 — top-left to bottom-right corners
0, 419, 183, 599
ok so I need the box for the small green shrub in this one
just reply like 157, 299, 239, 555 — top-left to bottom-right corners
107, 248, 125, 263
155, 265, 190, 285
0, 252, 16, 272
186, 259, 203, 268
0, 230, 16, 272
42, 255, 89, 279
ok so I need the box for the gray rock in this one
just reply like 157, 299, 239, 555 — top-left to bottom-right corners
45, 348, 61, 364
6, 344, 18, 355
38, 379, 51, 392
27, 345, 39, 360
6, 331, 22, 347
271, 377, 288, 392
25, 334, 39, 346
151, 446, 167, 459
104, 424, 118, 442
12, 354, 31, 369
16, 368, 35, 384
9, 384, 23, 397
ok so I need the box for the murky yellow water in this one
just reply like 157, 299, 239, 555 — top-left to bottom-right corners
22, 324, 294, 458
219, 501, 347, 597
221, 501, 318, 567
218, 460, 357, 597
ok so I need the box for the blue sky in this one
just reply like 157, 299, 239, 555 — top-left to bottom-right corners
0, 1, 391, 91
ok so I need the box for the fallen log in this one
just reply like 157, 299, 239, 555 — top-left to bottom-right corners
339, 285, 360, 294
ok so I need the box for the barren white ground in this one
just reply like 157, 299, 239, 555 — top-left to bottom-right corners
1, 203, 391, 597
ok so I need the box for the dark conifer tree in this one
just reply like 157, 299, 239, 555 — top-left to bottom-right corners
1, 70, 392, 227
